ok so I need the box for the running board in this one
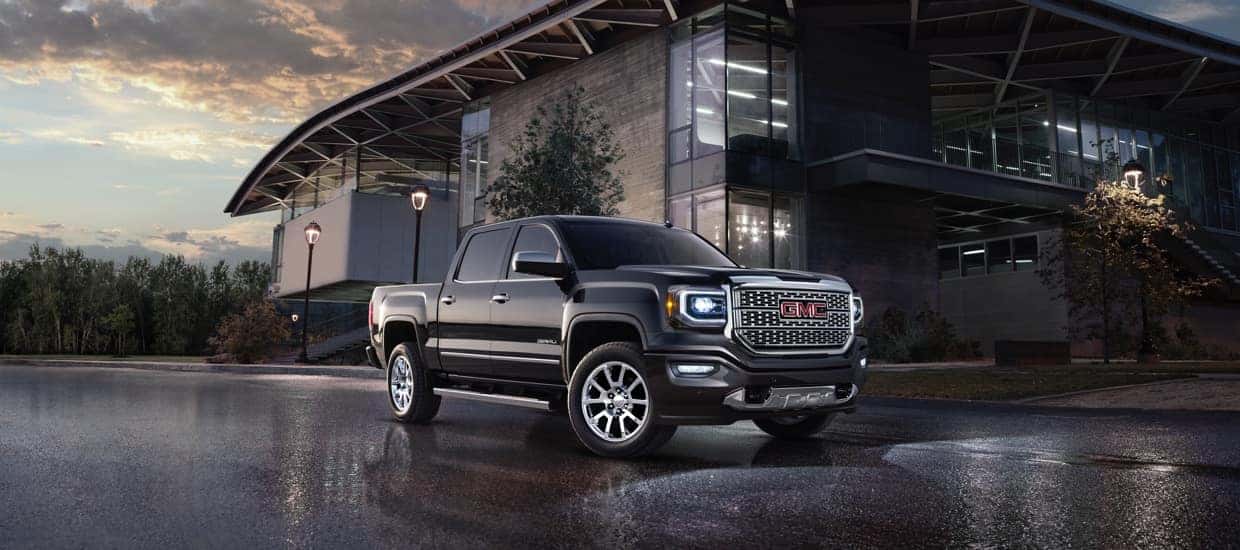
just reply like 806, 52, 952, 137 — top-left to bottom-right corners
432, 388, 551, 411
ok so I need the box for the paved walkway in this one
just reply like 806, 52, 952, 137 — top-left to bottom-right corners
1032, 377, 1240, 411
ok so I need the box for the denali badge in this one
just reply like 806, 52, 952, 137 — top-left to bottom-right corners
779, 300, 829, 319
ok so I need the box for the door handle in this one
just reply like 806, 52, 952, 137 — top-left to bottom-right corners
490, 293, 510, 304
440, 296, 455, 305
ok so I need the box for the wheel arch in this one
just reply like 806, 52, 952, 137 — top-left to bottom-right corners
381, 314, 425, 367
563, 313, 647, 382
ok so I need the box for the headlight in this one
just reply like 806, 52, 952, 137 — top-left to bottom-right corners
667, 287, 727, 328
852, 295, 864, 326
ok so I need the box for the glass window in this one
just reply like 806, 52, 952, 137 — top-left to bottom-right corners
994, 104, 1020, 176
694, 189, 726, 251
669, 39, 693, 132
456, 228, 511, 282
561, 222, 735, 269
729, 190, 771, 268
1014, 236, 1038, 271
961, 243, 986, 276
987, 239, 1012, 273
669, 195, 691, 229
726, 33, 771, 156
692, 29, 726, 158
507, 225, 561, 279
939, 247, 960, 280
1185, 143, 1204, 222
968, 113, 994, 171
772, 194, 803, 269
770, 43, 795, 160
1019, 99, 1052, 180
459, 99, 491, 227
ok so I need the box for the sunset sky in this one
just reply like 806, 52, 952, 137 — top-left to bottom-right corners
1, 0, 1238, 264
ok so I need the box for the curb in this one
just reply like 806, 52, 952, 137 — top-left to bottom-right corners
1014, 376, 1197, 404
0, 357, 384, 380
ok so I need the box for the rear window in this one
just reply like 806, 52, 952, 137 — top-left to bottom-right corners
562, 221, 735, 270
456, 228, 512, 282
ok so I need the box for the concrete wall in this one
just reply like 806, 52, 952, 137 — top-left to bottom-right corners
805, 190, 939, 319
488, 30, 668, 223
275, 189, 456, 298
939, 230, 1071, 354
798, 24, 932, 162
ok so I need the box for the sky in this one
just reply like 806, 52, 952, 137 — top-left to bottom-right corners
0, 0, 1238, 265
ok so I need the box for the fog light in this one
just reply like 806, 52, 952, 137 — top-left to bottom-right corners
673, 363, 717, 377
860, 357, 868, 368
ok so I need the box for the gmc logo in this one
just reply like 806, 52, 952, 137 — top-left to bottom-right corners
779, 301, 829, 319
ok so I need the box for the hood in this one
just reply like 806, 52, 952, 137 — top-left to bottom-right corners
614, 265, 851, 289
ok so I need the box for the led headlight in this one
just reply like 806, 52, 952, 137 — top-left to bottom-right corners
851, 295, 864, 326
668, 287, 727, 327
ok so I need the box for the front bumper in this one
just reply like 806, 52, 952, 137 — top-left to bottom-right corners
642, 336, 868, 425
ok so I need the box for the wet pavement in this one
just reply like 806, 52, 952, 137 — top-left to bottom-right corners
2, 364, 1240, 549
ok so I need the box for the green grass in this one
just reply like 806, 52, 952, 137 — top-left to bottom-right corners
0, 354, 208, 364
866, 365, 1197, 401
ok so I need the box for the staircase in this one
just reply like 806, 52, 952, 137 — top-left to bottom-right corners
273, 307, 371, 364
303, 326, 371, 362
1182, 236, 1240, 287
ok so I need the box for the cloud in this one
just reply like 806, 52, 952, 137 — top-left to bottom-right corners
1147, 0, 1236, 23
36, 223, 65, 231
0, 219, 271, 265
140, 219, 273, 260
0, 1, 543, 125
0, 130, 21, 144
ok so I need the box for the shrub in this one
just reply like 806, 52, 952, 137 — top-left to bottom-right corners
208, 300, 291, 364
865, 306, 980, 363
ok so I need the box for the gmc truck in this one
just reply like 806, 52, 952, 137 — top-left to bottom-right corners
366, 215, 868, 458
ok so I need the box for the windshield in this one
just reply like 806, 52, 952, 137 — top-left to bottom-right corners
562, 221, 736, 270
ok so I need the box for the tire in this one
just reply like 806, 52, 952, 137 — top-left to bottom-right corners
753, 413, 834, 440
387, 342, 440, 423
567, 342, 676, 458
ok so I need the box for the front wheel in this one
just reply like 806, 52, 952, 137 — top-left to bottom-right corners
753, 413, 834, 440
567, 342, 676, 458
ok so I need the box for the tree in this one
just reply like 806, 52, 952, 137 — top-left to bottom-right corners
487, 86, 626, 220
209, 300, 291, 364
101, 305, 136, 356
1040, 180, 1214, 363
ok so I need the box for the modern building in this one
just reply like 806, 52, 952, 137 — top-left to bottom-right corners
226, 0, 1240, 354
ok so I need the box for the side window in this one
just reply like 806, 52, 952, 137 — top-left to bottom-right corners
507, 225, 562, 279
455, 228, 512, 282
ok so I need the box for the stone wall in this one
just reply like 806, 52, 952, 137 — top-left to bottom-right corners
488, 30, 667, 223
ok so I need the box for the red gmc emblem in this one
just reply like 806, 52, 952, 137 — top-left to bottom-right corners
779, 301, 829, 319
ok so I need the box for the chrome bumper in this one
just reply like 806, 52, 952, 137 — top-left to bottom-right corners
722, 384, 858, 412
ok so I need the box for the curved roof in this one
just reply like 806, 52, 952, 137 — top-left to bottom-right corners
228, 0, 1240, 217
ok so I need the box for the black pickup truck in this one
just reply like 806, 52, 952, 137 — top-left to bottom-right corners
367, 215, 867, 458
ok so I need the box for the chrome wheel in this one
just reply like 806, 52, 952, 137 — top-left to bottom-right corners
580, 361, 649, 443
389, 355, 414, 415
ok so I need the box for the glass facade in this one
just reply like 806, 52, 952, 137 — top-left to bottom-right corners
667, 3, 804, 269
933, 94, 1240, 232
459, 98, 491, 228
940, 235, 1039, 279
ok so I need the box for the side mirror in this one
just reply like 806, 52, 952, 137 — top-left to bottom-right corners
513, 251, 571, 279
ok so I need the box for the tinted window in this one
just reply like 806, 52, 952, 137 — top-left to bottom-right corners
961, 243, 986, 276
987, 239, 1012, 273
508, 225, 561, 279
1013, 236, 1038, 271
939, 247, 960, 279
455, 228, 511, 282
562, 222, 735, 270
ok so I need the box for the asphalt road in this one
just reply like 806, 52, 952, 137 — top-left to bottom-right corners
2, 365, 1240, 549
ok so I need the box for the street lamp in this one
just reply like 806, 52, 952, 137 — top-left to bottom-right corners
298, 221, 322, 364
1122, 159, 1146, 190
410, 184, 430, 283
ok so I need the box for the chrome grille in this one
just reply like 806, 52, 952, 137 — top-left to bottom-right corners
732, 287, 853, 354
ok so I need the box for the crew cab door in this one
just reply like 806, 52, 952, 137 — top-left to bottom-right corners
489, 223, 568, 383
436, 226, 513, 376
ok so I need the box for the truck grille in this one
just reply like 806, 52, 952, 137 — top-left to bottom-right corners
732, 288, 853, 354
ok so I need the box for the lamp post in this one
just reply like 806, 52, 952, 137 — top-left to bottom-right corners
410, 184, 430, 283
1122, 159, 1146, 190
298, 221, 322, 364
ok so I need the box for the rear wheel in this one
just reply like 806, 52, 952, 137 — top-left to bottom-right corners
753, 413, 834, 439
387, 342, 440, 423
567, 342, 676, 458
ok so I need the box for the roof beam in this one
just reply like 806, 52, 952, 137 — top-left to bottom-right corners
1012, 53, 1194, 82
665, 0, 680, 21
576, 8, 666, 27
505, 41, 586, 60
920, 28, 1114, 56
1090, 36, 1130, 96
567, 20, 594, 55
497, 50, 528, 81
995, 7, 1037, 105
444, 74, 473, 101
920, 1, 1026, 23
451, 67, 519, 84
1164, 92, 1237, 113
1163, 57, 1208, 110
908, 0, 920, 50
1095, 70, 1240, 100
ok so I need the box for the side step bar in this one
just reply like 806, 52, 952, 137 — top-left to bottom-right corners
432, 388, 551, 411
